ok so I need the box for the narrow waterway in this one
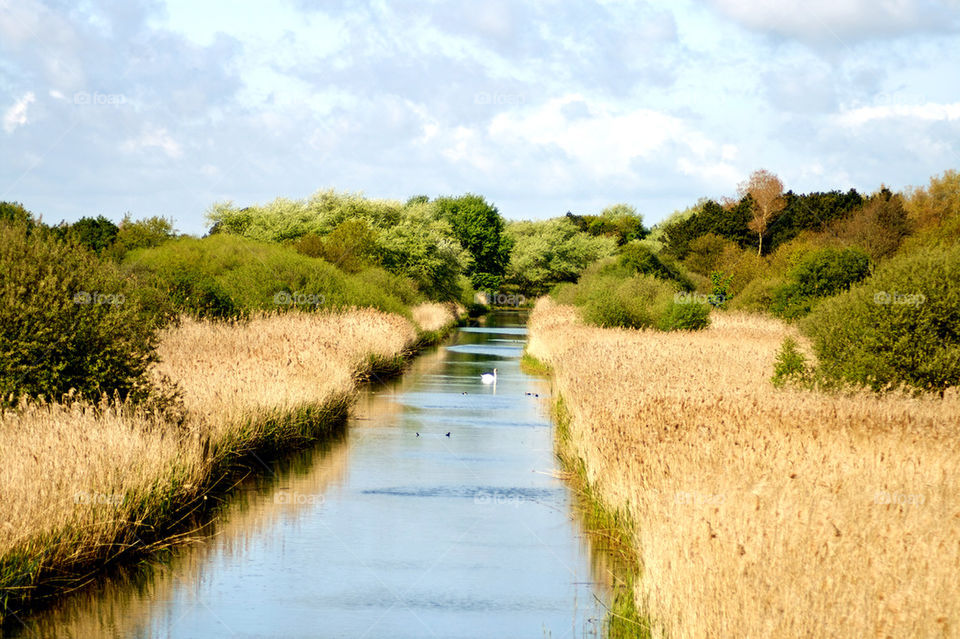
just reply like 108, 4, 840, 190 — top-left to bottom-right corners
11, 311, 616, 638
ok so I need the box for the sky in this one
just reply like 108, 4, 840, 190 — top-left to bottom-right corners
1, 0, 959, 236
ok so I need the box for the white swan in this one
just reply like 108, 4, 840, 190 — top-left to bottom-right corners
480, 368, 497, 384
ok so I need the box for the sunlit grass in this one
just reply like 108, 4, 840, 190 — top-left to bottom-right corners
0, 304, 458, 621
528, 297, 960, 638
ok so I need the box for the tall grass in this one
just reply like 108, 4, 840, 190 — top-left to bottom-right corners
0, 305, 458, 621
528, 297, 960, 638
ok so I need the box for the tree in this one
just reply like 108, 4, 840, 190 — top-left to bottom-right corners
108, 214, 177, 259
504, 218, 616, 295
739, 169, 786, 256
434, 194, 511, 290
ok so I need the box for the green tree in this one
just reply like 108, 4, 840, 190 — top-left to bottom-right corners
63, 215, 120, 254
505, 218, 617, 295
435, 194, 511, 289
0, 221, 164, 405
108, 214, 177, 259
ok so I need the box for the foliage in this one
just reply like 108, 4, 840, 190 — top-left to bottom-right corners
505, 218, 617, 295
206, 191, 468, 299
551, 263, 708, 332
658, 299, 711, 331
0, 201, 35, 229
55, 215, 119, 254
618, 241, 693, 290
739, 169, 787, 256
709, 271, 733, 308
770, 336, 812, 388
434, 193, 511, 289
902, 170, 960, 249
0, 221, 163, 405
770, 247, 871, 319
684, 233, 738, 276
108, 215, 177, 259
566, 203, 648, 246
125, 234, 421, 319
802, 244, 960, 393
293, 218, 379, 273
824, 188, 911, 261
661, 198, 754, 259
766, 188, 863, 249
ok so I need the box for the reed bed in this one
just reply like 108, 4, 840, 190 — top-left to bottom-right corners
0, 305, 458, 621
528, 297, 960, 638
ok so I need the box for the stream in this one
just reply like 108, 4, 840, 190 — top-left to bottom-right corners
9, 311, 619, 638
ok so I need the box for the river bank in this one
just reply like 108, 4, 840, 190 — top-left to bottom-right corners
527, 297, 960, 638
0, 303, 462, 625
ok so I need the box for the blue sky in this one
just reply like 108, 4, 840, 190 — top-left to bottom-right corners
2, 0, 959, 235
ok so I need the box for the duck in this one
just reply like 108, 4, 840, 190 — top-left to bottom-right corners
480, 368, 498, 384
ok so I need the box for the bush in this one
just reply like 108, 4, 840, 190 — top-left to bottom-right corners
551, 266, 708, 332
771, 247, 871, 319
0, 222, 164, 405
802, 245, 960, 393
770, 336, 812, 388
618, 241, 694, 290
658, 300, 711, 331
126, 234, 420, 318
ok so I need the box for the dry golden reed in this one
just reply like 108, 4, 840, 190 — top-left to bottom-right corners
0, 303, 457, 615
528, 297, 960, 639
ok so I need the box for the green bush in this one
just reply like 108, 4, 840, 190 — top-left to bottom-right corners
551, 266, 708, 332
126, 234, 420, 318
770, 336, 812, 388
658, 299, 711, 331
618, 241, 694, 290
802, 245, 960, 393
0, 222, 164, 405
771, 247, 871, 319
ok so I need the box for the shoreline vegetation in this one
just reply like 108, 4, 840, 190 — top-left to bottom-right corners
527, 297, 960, 638
0, 302, 462, 624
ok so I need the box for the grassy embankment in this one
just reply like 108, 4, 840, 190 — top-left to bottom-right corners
0, 302, 460, 623
527, 297, 960, 638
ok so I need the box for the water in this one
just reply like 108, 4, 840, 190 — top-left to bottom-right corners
8, 311, 615, 638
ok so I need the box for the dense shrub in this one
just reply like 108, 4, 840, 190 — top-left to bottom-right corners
126, 234, 420, 318
618, 241, 694, 290
802, 245, 960, 393
551, 266, 709, 331
770, 247, 871, 319
0, 222, 163, 405
658, 299, 711, 331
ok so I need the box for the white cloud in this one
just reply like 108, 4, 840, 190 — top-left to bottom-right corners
708, 0, 960, 43
837, 101, 960, 126
3, 92, 36, 133
487, 94, 733, 182
121, 127, 183, 158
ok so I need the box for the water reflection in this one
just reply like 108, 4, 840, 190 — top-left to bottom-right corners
8, 312, 620, 639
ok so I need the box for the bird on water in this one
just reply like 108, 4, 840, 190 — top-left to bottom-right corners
480, 368, 497, 384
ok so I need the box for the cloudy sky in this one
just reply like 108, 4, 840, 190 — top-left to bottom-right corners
2, 0, 959, 235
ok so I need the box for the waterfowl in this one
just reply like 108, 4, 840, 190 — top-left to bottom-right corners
480, 368, 498, 384
445, 432, 451, 437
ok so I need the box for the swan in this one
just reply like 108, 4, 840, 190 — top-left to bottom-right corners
480, 368, 497, 384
